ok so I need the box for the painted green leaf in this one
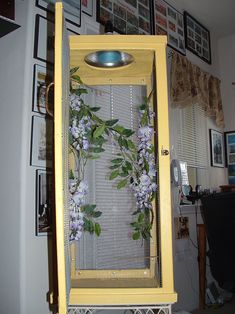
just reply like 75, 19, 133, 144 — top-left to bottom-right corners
83, 217, 94, 233
69, 169, 75, 180
132, 231, 140, 240
119, 172, 129, 177
111, 158, 123, 164
105, 119, 119, 126
92, 136, 106, 146
122, 129, 135, 137
139, 104, 147, 110
89, 154, 101, 159
70, 67, 79, 75
117, 178, 128, 189
89, 107, 101, 112
93, 124, 106, 138
90, 147, 105, 153
122, 138, 129, 149
75, 88, 88, 96
127, 140, 136, 151
83, 204, 96, 215
92, 114, 103, 124
113, 125, 125, 134
109, 170, 119, 180
92, 211, 102, 218
71, 74, 83, 84
109, 164, 120, 170
125, 161, 132, 171
95, 223, 101, 236
138, 213, 145, 223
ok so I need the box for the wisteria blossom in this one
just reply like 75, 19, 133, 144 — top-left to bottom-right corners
69, 92, 91, 241
69, 178, 87, 241
131, 107, 157, 214
69, 95, 92, 152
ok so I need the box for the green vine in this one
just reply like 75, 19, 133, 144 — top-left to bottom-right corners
69, 67, 157, 242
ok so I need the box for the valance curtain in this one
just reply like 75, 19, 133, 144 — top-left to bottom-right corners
170, 51, 224, 128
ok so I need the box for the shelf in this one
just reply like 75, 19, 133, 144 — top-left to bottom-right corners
0, 15, 20, 38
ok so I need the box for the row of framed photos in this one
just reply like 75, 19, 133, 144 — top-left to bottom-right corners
210, 130, 235, 184
96, 0, 211, 63
34, 0, 211, 63
36, 0, 93, 26
31, 1, 69, 236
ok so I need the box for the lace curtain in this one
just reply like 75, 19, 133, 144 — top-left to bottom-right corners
170, 51, 224, 128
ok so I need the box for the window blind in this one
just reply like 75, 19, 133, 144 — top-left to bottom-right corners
175, 103, 207, 169
76, 85, 150, 270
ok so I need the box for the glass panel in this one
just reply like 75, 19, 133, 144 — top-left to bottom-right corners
76, 85, 151, 270
69, 51, 161, 289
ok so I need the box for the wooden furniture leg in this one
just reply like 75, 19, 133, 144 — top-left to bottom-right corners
198, 224, 206, 310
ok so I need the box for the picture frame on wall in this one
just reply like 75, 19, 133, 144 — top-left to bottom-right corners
30, 115, 53, 168
154, 0, 185, 55
224, 131, 235, 184
34, 14, 55, 64
209, 129, 225, 168
36, 0, 81, 27
36, 169, 53, 236
184, 11, 211, 64
82, 0, 93, 17
33, 64, 54, 115
96, 0, 153, 35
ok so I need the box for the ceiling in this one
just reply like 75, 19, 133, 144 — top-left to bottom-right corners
167, 0, 235, 38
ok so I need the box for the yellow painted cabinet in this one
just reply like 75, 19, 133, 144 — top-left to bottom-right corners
54, 3, 177, 313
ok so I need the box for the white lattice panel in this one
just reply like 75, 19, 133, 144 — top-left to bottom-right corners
68, 304, 171, 314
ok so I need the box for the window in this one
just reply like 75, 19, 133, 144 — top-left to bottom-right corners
172, 103, 209, 189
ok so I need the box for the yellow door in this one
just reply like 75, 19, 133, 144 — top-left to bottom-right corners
54, 3, 70, 313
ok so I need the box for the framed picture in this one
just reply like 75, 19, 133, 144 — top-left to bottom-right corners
33, 64, 54, 114
34, 14, 55, 64
82, 0, 93, 17
174, 216, 189, 239
36, 169, 53, 235
184, 11, 211, 64
30, 115, 53, 168
96, 0, 153, 35
154, 0, 185, 55
224, 131, 235, 184
209, 129, 225, 168
36, 0, 81, 27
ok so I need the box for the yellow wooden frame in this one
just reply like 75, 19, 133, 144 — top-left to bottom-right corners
54, 2, 177, 311
70, 74, 157, 281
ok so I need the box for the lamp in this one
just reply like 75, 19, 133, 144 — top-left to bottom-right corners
84, 50, 134, 68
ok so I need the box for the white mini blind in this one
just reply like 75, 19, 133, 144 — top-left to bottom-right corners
76, 85, 150, 270
175, 103, 207, 168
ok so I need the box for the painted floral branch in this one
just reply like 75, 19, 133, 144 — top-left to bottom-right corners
68, 67, 157, 242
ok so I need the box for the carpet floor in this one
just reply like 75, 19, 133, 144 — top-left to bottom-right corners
191, 296, 235, 314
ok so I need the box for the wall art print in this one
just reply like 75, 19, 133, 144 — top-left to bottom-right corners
209, 129, 224, 168
82, 0, 93, 16
36, 169, 53, 235
97, 0, 153, 35
184, 11, 211, 64
30, 115, 53, 168
33, 64, 54, 115
154, 0, 185, 55
34, 14, 55, 64
224, 131, 235, 184
36, 0, 81, 27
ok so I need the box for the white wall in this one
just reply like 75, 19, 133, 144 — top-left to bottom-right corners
0, 1, 29, 312
218, 34, 235, 132
0, 0, 230, 313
